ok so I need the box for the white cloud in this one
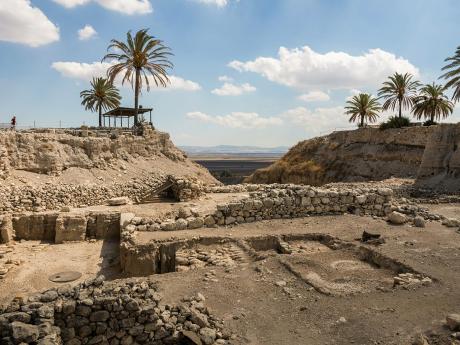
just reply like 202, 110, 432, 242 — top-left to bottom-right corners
78, 25, 97, 41
186, 111, 282, 129
211, 82, 256, 96
282, 106, 358, 135
52, 0, 90, 7
229, 46, 419, 91
192, 0, 228, 7
167, 76, 202, 91
0, 0, 59, 47
53, 0, 152, 15
218, 75, 233, 82
298, 91, 330, 102
51, 61, 201, 91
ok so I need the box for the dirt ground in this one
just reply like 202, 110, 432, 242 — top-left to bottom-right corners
1, 205, 460, 345
4, 155, 218, 187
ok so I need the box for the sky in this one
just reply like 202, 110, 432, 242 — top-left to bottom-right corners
0, 0, 460, 147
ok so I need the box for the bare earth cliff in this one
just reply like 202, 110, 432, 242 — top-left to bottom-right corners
247, 124, 460, 191
0, 127, 218, 212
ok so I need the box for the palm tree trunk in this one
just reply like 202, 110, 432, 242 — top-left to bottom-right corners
431, 113, 434, 123
361, 114, 364, 127
398, 97, 402, 118
134, 68, 140, 126
98, 106, 102, 128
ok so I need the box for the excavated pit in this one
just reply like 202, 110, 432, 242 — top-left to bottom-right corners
124, 233, 433, 297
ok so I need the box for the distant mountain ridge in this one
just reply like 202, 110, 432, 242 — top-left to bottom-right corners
180, 145, 289, 155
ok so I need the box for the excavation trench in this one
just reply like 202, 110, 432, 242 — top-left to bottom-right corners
120, 232, 433, 296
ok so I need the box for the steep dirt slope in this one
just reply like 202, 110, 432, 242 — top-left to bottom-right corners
246, 127, 431, 185
416, 123, 460, 192
0, 127, 218, 186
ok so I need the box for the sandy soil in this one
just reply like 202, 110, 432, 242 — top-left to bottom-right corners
4, 156, 218, 187
74, 192, 248, 218
0, 240, 121, 305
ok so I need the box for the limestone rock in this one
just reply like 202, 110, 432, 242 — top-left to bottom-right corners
11, 321, 40, 343
447, 314, 460, 331
107, 197, 130, 206
388, 211, 407, 225
55, 214, 87, 243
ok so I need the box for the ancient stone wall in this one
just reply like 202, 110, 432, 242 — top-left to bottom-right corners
0, 277, 226, 345
10, 211, 121, 243
127, 184, 393, 233
0, 175, 208, 214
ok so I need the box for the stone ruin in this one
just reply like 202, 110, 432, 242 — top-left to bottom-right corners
0, 276, 228, 345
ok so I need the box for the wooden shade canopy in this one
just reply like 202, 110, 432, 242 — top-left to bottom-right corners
102, 106, 153, 128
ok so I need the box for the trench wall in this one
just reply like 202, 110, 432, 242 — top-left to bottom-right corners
0, 211, 121, 244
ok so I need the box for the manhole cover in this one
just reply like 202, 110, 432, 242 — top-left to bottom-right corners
49, 271, 82, 283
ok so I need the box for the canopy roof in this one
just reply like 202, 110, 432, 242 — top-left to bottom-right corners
103, 107, 153, 117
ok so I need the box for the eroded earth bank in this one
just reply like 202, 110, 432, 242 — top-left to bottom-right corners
0, 126, 460, 345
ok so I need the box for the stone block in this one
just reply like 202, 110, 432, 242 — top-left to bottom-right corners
55, 214, 87, 244
0, 215, 14, 243
13, 213, 58, 241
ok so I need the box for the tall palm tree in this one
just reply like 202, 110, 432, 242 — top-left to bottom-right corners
103, 29, 173, 126
345, 93, 381, 127
378, 72, 421, 118
440, 45, 460, 102
412, 83, 454, 123
80, 77, 121, 127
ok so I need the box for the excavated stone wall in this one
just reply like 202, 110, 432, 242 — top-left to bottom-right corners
0, 175, 207, 214
126, 184, 393, 233
7, 211, 121, 243
0, 276, 227, 345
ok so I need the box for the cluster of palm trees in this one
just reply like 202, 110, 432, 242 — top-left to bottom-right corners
345, 47, 460, 127
80, 29, 173, 127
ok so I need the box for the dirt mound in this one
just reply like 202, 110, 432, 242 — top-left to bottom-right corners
246, 126, 431, 185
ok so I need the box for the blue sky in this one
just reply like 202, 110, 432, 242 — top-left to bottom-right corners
1, 0, 459, 146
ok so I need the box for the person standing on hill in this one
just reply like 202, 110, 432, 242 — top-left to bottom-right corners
10, 116, 16, 130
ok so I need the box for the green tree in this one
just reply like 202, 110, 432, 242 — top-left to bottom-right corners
345, 93, 381, 127
440, 45, 460, 102
103, 29, 173, 126
80, 77, 121, 127
412, 83, 454, 123
378, 72, 421, 118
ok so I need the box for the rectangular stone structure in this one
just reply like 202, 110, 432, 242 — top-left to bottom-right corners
55, 214, 87, 244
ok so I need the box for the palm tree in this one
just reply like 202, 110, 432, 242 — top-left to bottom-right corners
440, 46, 460, 102
103, 29, 173, 126
345, 93, 381, 127
80, 77, 121, 127
412, 83, 454, 123
378, 72, 421, 118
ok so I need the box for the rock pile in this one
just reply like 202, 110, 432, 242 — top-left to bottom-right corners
169, 176, 205, 202
0, 176, 166, 214
176, 244, 246, 272
0, 276, 230, 345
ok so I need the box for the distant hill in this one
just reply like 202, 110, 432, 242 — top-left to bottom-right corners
180, 145, 289, 156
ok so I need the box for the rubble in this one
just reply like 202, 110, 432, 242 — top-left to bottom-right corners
0, 276, 230, 345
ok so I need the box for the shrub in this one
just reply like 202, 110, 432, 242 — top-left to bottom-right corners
379, 116, 411, 130
423, 119, 437, 126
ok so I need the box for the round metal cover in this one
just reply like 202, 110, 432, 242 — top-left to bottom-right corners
49, 271, 82, 283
